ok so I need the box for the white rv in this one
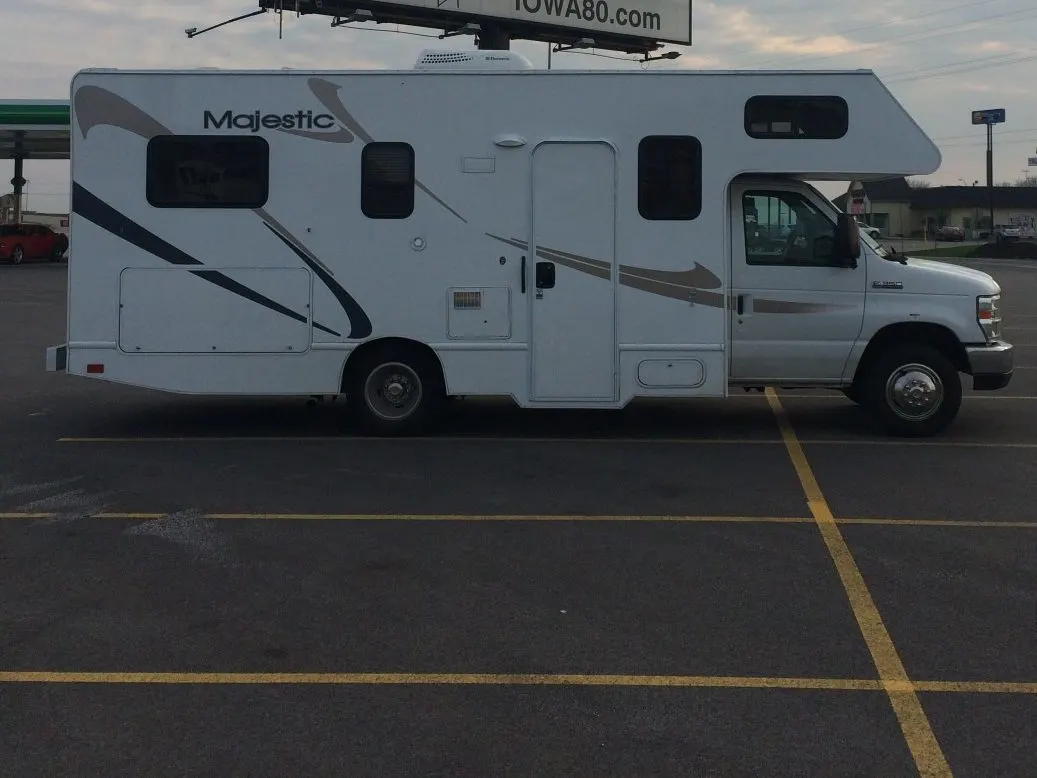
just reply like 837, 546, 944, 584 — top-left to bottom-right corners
46, 50, 1014, 436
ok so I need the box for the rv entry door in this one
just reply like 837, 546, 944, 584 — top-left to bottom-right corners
529, 141, 618, 402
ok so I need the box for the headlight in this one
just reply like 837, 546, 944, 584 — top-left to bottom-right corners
977, 294, 1002, 340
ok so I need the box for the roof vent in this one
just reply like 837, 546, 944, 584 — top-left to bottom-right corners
413, 49, 534, 71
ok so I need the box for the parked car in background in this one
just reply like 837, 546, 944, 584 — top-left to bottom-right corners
0, 223, 69, 264
934, 225, 966, 241
992, 224, 1021, 243
855, 220, 882, 240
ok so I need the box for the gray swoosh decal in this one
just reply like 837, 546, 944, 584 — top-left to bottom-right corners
75, 85, 172, 139
278, 127, 355, 143
73, 84, 372, 339
306, 77, 468, 224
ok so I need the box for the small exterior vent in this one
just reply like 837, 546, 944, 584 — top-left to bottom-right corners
453, 290, 482, 310
413, 49, 534, 71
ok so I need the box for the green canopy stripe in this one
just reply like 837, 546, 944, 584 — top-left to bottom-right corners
0, 103, 70, 126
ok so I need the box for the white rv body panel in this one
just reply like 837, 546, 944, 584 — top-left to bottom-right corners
49, 62, 1013, 434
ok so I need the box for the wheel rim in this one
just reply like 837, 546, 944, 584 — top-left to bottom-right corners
363, 362, 423, 421
12, 247, 23, 264
885, 363, 943, 421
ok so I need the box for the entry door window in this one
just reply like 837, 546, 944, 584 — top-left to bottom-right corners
742, 191, 839, 267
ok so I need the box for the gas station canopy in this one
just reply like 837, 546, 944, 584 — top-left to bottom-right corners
0, 100, 71, 160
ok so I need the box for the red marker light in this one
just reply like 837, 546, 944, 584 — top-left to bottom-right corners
86, 364, 104, 374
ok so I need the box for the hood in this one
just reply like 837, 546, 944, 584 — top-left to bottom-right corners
894, 255, 1000, 295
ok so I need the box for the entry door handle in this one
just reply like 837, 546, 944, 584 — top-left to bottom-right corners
736, 294, 744, 315
520, 255, 526, 294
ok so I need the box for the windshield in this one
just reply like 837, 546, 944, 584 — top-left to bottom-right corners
795, 180, 900, 261
857, 227, 895, 260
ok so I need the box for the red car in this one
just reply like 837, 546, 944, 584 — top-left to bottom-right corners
0, 223, 69, 264
934, 225, 965, 241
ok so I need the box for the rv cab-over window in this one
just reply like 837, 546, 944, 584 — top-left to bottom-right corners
744, 96, 848, 139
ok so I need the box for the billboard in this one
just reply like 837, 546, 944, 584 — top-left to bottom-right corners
971, 108, 1006, 125
262, 0, 691, 50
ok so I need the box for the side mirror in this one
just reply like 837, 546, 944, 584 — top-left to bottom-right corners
834, 213, 861, 268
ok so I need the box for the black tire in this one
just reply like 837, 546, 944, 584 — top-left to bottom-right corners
10, 245, 24, 265
841, 385, 861, 404
859, 343, 962, 437
344, 346, 446, 436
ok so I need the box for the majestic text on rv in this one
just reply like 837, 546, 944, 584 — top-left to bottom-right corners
46, 51, 1014, 436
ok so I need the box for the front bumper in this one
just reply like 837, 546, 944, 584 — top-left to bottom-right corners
45, 343, 67, 372
966, 340, 1013, 390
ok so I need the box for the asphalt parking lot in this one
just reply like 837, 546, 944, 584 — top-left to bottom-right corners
2, 258, 1035, 776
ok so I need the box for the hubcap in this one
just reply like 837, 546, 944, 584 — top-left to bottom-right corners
885, 363, 943, 421
364, 362, 423, 421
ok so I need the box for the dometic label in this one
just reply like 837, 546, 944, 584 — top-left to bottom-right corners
203, 110, 337, 132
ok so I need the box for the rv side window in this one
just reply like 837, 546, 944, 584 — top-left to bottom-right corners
637, 136, 702, 220
742, 190, 839, 267
744, 96, 848, 139
146, 135, 269, 208
362, 142, 414, 219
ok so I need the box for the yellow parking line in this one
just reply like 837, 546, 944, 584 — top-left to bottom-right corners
765, 388, 952, 777
915, 681, 1037, 695
0, 511, 811, 523
0, 671, 884, 689
838, 518, 1037, 529
780, 394, 1037, 401
1, 671, 1033, 694
54, 435, 1037, 449
1, 512, 1035, 528
55, 436, 785, 444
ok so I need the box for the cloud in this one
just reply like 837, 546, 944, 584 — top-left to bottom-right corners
3, 0, 1037, 211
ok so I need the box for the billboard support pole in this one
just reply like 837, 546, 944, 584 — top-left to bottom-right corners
972, 107, 1005, 239
986, 122, 994, 237
477, 23, 510, 49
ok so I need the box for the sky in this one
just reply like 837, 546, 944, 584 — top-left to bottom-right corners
3, 0, 1036, 214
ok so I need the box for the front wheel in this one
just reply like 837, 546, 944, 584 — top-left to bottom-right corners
344, 348, 446, 436
860, 344, 962, 437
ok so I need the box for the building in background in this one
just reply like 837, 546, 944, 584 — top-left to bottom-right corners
0, 192, 68, 233
833, 179, 1037, 239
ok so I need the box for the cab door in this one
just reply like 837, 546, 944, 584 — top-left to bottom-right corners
729, 182, 866, 382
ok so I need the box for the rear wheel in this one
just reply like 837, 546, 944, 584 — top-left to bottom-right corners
859, 343, 962, 437
10, 245, 24, 265
344, 346, 446, 436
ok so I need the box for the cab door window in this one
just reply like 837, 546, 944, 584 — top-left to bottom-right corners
742, 191, 840, 267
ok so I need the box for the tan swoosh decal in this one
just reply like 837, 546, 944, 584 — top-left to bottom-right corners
753, 299, 852, 313
485, 233, 855, 312
487, 234, 721, 302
